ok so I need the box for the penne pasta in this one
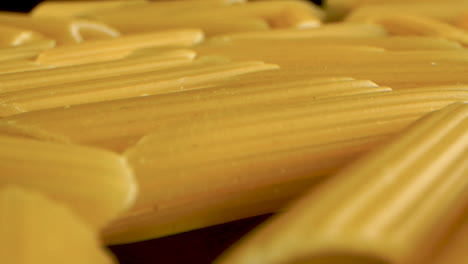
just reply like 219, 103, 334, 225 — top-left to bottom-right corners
349, 13, 468, 46
0, 59, 52, 75
217, 22, 388, 39
0, 1, 466, 262
0, 76, 387, 151
86, 0, 323, 34
0, 23, 50, 47
0, 39, 55, 61
36, 29, 204, 66
192, 46, 468, 88
346, 2, 468, 24
0, 135, 137, 229
194, 78, 387, 99
277, 68, 468, 90
0, 59, 278, 116
326, 0, 468, 21
211, 36, 463, 50
103, 15, 270, 37
0, 48, 196, 94
194, 43, 385, 67
31, 0, 149, 18
100, 88, 468, 243
0, 12, 119, 45
0, 185, 115, 264
217, 102, 468, 264
191, 40, 468, 88
194, 40, 468, 65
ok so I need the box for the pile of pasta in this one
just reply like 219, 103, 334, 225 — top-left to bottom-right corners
0, 0, 467, 263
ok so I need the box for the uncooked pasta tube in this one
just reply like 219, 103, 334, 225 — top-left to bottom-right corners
217, 102, 468, 264
0, 40, 55, 61
212, 36, 463, 50
192, 42, 468, 88
214, 56, 468, 89
0, 60, 52, 75
0, 134, 137, 229
218, 22, 388, 39
83, 0, 271, 36
0, 76, 387, 151
297, 66, 468, 89
0, 185, 115, 264
92, 11, 270, 36
194, 79, 387, 100
326, 0, 468, 21
86, 0, 323, 34
101, 88, 468, 243
346, 2, 468, 23
0, 1, 466, 263
0, 24, 49, 46
0, 12, 119, 45
0, 59, 278, 116
31, 0, 149, 18
233, 64, 468, 90
350, 13, 468, 46
36, 29, 204, 66
0, 48, 196, 94
194, 43, 386, 68
195, 40, 468, 65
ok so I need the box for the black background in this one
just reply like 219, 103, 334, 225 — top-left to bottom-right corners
109, 214, 273, 264
1, 0, 323, 12
0, 0, 42, 12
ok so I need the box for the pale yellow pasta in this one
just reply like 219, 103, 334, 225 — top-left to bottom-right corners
36, 29, 204, 66
0, 48, 195, 94
0, 185, 115, 264
0, 12, 119, 45
213, 35, 462, 50
0, 1, 466, 262
326, 0, 468, 21
192, 40, 468, 88
108, 15, 270, 37
348, 12, 468, 46
201, 27, 468, 94
0, 59, 52, 75
216, 22, 388, 39
0, 24, 50, 46
0, 59, 277, 116
217, 102, 468, 264
0, 76, 387, 151
195, 40, 468, 65
0, 134, 137, 229
102, 88, 468, 243
271, 62, 468, 89
346, 2, 468, 24
31, 0, 149, 18
85, 0, 323, 35
0, 40, 55, 61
